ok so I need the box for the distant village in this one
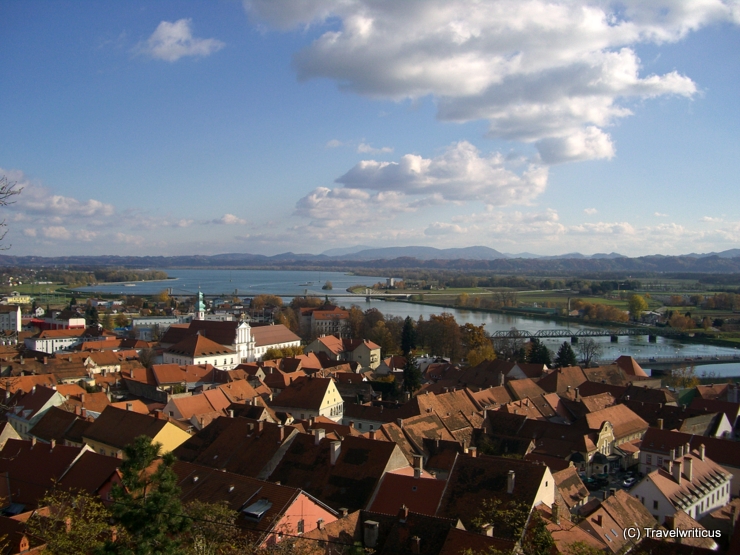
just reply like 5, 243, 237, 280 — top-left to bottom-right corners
0, 286, 737, 554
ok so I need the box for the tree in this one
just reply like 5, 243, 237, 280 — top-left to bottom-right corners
155, 290, 170, 304
85, 306, 99, 327
554, 342, 577, 368
138, 350, 156, 370
401, 316, 416, 356
115, 313, 130, 328
466, 344, 497, 367
472, 498, 553, 555
263, 347, 285, 360
27, 489, 115, 555
527, 338, 552, 366
321, 281, 333, 290
666, 364, 700, 390
101, 313, 114, 331
628, 294, 648, 320
576, 338, 602, 367
100, 435, 191, 555
402, 353, 422, 393
180, 500, 250, 555
0, 175, 22, 248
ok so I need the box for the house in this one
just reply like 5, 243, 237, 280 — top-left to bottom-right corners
269, 376, 344, 422
435, 452, 555, 529
163, 334, 238, 369
172, 460, 338, 547
304, 335, 381, 370
0, 305, 21, 332
4, 385, 66, 439
268, 432, 410, 511
639, 427, 740, 495
552, 465, 590, 513
251, 324, 302, 361
174, 417, 303, 480
82, 405, 191, 457
299, 305, 350, 337
367, 458, 446, 516
630, 444, 732, 522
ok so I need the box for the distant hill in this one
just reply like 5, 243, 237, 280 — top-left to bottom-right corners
321, 245, 373, 257
334, 245, 508, 261
2, 250, 740, 274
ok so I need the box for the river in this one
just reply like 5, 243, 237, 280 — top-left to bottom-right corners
74, 269, 740, 377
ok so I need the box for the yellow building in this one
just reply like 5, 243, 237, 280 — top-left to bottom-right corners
83, 405, 191, 458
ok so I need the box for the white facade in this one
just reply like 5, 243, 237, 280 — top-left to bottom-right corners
25, 334, 83, 354
0, 305, 21, 332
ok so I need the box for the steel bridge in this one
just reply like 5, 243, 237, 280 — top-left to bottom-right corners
490, 327, 679, 339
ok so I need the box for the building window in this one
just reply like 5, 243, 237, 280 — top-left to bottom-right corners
297, 520, 304, 534
646, 454, 652, 465
653, 500, 658, 510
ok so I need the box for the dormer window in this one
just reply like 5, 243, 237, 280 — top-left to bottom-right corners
242, 498, 272, 522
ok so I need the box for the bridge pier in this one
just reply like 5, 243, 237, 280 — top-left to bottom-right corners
648, 335, 657, 343
571, 336, 578, 344
610, 335, 618, 343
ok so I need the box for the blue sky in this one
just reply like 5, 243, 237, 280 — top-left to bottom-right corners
2, 1, 739, 257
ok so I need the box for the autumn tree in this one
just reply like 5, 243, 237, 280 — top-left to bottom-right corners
101, 313, 114, 331
115, 313, 130, 328
666, 364, 700, 390
466, 344, 497, 367
321, 281, 333, 290
27, 489, 114, 555
472, 498, 554, 555
252, 295, 283, 310
628, 294, 648, 320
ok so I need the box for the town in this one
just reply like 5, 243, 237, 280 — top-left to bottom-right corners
0, 283, 736, 554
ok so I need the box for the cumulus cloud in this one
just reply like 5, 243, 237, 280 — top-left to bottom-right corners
357, 143, 393, 154
701, 216, 723, 222
326, 139, 343, 148
654, 212, 669, 217
139, 19, 224, 62
114, 232, 145, 245
584, 208, 598, 215
212, 214, 248, 225
245, 1, 726, 161
337, 141, 548, 205
22, 228, 36, 237
570, 221, 636, 235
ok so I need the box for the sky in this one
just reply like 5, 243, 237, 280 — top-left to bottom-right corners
2, 0, 740, 258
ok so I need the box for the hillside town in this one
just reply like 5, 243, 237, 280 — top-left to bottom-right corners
0, 289, 735, 554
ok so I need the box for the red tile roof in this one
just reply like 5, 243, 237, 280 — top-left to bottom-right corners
166, 335, 235, 358
368, 473, 446, 516
83, 406, 171, 450
251, 324, 300, 347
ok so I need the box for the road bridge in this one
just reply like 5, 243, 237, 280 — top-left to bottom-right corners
490, 327, 679, 340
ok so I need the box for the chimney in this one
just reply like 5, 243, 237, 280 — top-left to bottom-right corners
228, 409, 234, 418
552, 503, 560, 525
657, 418, 663, 430
369, 430, 376, 440
74, 405, 81, 416
669, 448, 676, 461
317, 519, 324, 530
131, 368, 135, 379
277, 425, 284, 442
50, 439, 56, 449
398, 505, 409, 522
469, 446, 477, 458
31, 437, 36, 447
677, 445, 684, 457
126, 403, 133, 411
732, 505, 738, 525
411, 536, 421, 554
339, 508, 348, 518
700, 444, 705, 461
315, 429, 326, 445
252, 395, 259, 406
364, 521, 379, 549
80, 393, 85, 403
397, 418, 404, 429
81, 408, 87, 418
481, 524, 494, 537
684, 456, 693, 482
566, 385, 571, 393
31, 385, 36, 394
673, 460, 683, 485
666, 460, 673, 474
507, 470, 515, 494
412, 454, 423, 479
685, 442, 691, 457
257, 420, 264, 432
574, 387, 579, 400
43, 357, 47, 365
330, 440, 341, 465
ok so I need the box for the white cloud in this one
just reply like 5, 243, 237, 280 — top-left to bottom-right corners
139, 19, 224, 62
357, 142, 393, 154
337, 141, 548, 205
326, 139, 343, 148
245, 1, 726, 161
654, 212, 668, 217
584, 208, 598, 215
114, 232, 145, 245
424, 222, 467, 235
701, 216, 723, 222
22, 228, 36, 237
41, 226, 71, 240
213, 214, 248, 225
570, 221, 637, 235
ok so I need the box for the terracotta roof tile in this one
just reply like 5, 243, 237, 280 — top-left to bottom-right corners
83, 406, 171, 450
251, 324, 300, 348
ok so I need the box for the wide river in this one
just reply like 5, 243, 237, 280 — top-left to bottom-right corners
74, 269, 740, 376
